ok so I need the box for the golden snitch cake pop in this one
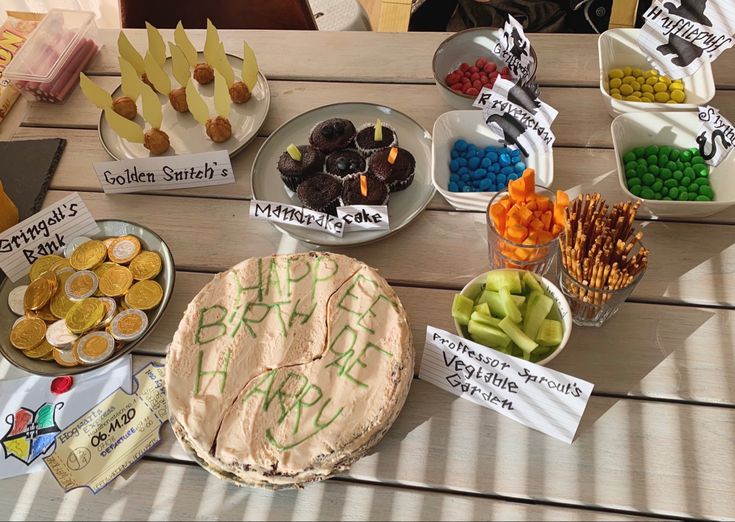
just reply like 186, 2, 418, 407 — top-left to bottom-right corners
79, 59, 141, 120
103, 81, 170, 155
186, 71, 232, 143
167, 43, 191, 112
213, 40, 259, 104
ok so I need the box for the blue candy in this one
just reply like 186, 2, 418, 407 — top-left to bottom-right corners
491, 163, 501, 173
458, 166, 470, 176
514, 162, 526, 173
457, 157, 468, 167
448, 182, 459, 192
500, 166, 514, 175
454, 139, 468, 151
449, 174, 459, 183
471, 168, 487, 180
461, 174, 470, 182
497, 174, 507, 185
479, 178, 492, 191
462, 186, 472, 192
509, 172, 521, 181
487, 152, 498, 162
450, 159, 460, 172
480, 157, 491, 168
451, 150, 459, 159
499, 153, 511, 166
447, 139, 528, 193
468, 157, 481, 169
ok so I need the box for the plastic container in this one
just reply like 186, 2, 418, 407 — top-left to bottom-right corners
4, 9, 100, 104
432, 110, 553, 211
598, 28, 715, 118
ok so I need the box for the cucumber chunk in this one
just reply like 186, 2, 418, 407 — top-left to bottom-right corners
474, 302, 491, 316
523, 291, 554, 340
480, 291, 506, 318
485, 270, 522, 294
468, 320, 512, 349
536, 319, 563, 346
498, 316, 538, 360
452, 294, 474, 326
499, 287, 522, 323
470, 311, 502, 328
522, 271, 545, 295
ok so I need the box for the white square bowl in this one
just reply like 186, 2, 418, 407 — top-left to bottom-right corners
598, 28, 715, 118
432, 110, 554, 211
611, 111, 735, 218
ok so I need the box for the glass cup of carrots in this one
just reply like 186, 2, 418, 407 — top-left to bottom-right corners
486, 169, 569, 277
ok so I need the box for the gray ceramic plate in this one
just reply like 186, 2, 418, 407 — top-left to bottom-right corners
100, 53, 270, 160
250, 102, 434, 246
0, 220, 175, 376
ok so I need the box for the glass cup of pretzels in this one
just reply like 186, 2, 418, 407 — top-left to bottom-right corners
558, 193, 649, 327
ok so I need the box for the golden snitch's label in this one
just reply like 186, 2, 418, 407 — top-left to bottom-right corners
43, 364, 168, 493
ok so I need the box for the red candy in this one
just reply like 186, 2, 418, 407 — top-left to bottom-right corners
444, 56, 513, 96
51, 376, 74, 395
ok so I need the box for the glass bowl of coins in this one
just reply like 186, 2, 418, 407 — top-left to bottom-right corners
0, 220, 175, 376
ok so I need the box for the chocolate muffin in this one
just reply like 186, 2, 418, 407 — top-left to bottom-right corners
277, 145, 325, 191
368, 147, 416, 192
341, 174, 389, 206
324, 149, 367, 178
296, 173, 343, 215
309, 118, 356, 154
355, 123, 398, 155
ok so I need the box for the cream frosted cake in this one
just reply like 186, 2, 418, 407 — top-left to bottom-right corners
165, 252, 413, 488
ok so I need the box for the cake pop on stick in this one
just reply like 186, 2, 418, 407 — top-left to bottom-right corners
79, 60, 141, 120
143, 50, 172, 103
186, 71, 232, 143
215, 40, 258, 104
140, 82, 170, 154
193, 19, 219, 85
168, 43, 191, 112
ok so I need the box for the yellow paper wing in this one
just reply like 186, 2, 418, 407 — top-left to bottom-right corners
203, 19, 219, 66
105, 108, 144, 143
170, 43, 191, 87
118, 32, 145, 75
144, 52, 172, 95
186, 80, 209, 125
214, 42, 234, 87
145, 22, 167, 66
79, 73, 112, 109
213, 70, 231, 119
140, 83, 163, 129
174, 21, 198, 67
119, 56, 142, 100
242, 41, 259, 91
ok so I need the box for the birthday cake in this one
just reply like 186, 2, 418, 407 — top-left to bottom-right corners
165, 252, 413, 488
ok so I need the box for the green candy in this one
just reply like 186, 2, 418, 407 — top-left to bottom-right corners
646, 145, 659, 156
699, 186, 715, 199
637, 158, 648, 168
663, 196, 673, 200
688, 192, 699, 201
633, 146, 646, 158
651, 180, 664, 192
660, 168, 672, 180
658, 155, 669, 167
694, 163, 709, 175
628, 177, 642, 187
664, 179, 678, 188
661, 186, 669, 197
678, 191, 689, 201
648, 164, 660, 176
668, 187, 679, 199
623, 152, 636, 163
692, 156, 705, 165
695, 195, 712, 201
640, 187, 655, 199
676, 160, 684, 170
670, 149, 680, 160
629, 184, 643, 197
681, 150, 692, 161
689, 147, 700, 156
660, 145, 672, 155
681, 176, 692, 187
673, 170, 683, 180
647, 155, 658, 165
684, 166, 695, 178
625, 161, 637, 171
666, 161, 677, 171
626, 168, 638, 179
641, 173, 655, 186
695, 177, 709, 186
653, 192, 662, 200
688, 183, 699, 193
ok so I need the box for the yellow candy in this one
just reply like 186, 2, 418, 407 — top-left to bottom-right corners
654, 91, 670, 102
610, 78, 622, 89
630, 80, 641, 91
619, 84, 633, 96
636, 76, 645, 84
622, 75, 635, 84
669, 82, 684, 91
632, 91, 642, 97
640, 97, 652, 103
610, 88, 621, 95
646, 76, 658, 86
670, 89, 686, 102
642, 92, 655, 101
623, 66, 632, 76
632, 68, 643, 77
666, 100, 678, 104
653, 82, 667, 92
658, 76, 671, 85
625, 95, 642, 102
609, 68, 624, 79
641, 84, 654, 93
611, 93, 622, 100
646, 69, 658, 77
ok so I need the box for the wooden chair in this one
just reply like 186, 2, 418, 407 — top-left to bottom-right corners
119, 0, 318, 30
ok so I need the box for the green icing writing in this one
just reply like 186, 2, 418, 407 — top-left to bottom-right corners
195, 305, 228, 345
232, 258, 263, 305
357, 294, 398, 334
326, 325, 392, 388
245, 370, 344, 450
194, 349, 231, 395
288, 297, 317, 329
337, 274, 380, 315
265, 258, 285, 298
286, 257, 311, 296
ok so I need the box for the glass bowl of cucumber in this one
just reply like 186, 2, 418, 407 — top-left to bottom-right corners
452, 269, 572, 366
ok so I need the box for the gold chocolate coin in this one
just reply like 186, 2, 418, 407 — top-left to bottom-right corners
65, 270, 99, 301
24, 339, 54, 359
98, 297, 118, 326
65, 298, 105, 334
39, 352, 55, 361
75, 331, 115, 365
53, 347, 79, 367
102, 237, 116, 249
107, 236, 141, 264
29, 255, 63, 281
50, 286, 75, 319
26, 305, 57, 323
110, 309, 148, 341
99, 265, 133, 297
23, 276, 54, 311
70, 240, 107, 270
129, 251, 162, 280
38, 270, 59, 294
94, 262, 118, 279
51, 258, 73, 273
10, 317, 47, 350
125, 280, 163, 310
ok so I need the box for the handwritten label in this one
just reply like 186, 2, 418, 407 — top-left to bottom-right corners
473, 85, 556, 156
495, 14, 535, 83
44, 363, 167, 493
638, 0, 735, 78
419, 326, 593, 444
93, 150, 234, 194
250, 201, 344, 237
336, 205, 389, 232
697, 104, 735, 166
0, 193, 99, 282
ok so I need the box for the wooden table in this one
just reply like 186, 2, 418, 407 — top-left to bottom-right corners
2, 29, 735, 521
